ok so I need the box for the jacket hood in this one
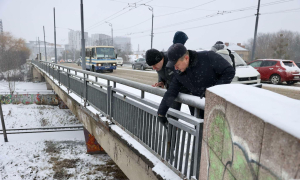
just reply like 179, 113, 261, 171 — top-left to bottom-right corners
217, 49, 229, 55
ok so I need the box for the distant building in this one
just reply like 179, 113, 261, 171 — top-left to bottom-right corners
226, 43, 250, 62
90, 33, 111, 46
68, 30, 88, 51
114, 36, 131, 52
26, 41, 64, 60
0, 19, 3, 33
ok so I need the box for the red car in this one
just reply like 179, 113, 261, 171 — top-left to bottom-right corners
248, 59, 300, 85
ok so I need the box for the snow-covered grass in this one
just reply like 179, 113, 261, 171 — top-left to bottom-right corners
1, 104, 80, 129
0, 81, 52, 94
0, 140, 127, 180
0, 104, 128, 180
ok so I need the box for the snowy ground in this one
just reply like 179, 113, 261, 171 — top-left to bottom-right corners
1, 104, 80, 128
0, 81, 52, 94
0, 104, 128, 180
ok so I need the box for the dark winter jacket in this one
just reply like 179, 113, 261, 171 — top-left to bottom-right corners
157, 50, 235, 116
157, 52, 190, 93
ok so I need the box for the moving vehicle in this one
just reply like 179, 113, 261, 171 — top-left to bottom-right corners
67, 59, 73, 63
295, 62, 300, 68
117, 57, 123, 66
196, 49, 261, 85
132, 58, 152, 70
248, 59, 300, 85
84, 46, 117, 73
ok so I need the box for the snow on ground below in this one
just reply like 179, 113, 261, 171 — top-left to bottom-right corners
0, 81, 52, 94
0, 140, 127, 180
1, 104, 80, 129
0, 104, 128, 180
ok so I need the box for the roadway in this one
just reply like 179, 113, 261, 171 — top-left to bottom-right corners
60, 63, 158, 86
60, 62, 300, 100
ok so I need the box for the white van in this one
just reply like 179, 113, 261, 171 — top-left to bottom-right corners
195, 49, 261, 85
117, 57, 123, 66
230, 51, 261, 85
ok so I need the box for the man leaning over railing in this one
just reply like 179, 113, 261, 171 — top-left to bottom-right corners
146, 31, 194, 128
157, 43, 235, 126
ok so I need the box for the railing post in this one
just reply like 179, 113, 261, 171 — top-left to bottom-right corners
84, 73, 88, 107
58, 67, 61, 86
67, 69, 70, 94
141, 90, 145, 99
107, 86, 112, 119
192, 108, 203, 179
0, 101, 8, 142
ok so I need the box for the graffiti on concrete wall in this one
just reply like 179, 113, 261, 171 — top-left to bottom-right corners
0, 94, 58, 105
0, 94, 12, 104
204, 105, 280, 180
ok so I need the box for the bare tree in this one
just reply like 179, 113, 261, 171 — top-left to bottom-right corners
245, 30, 300, 62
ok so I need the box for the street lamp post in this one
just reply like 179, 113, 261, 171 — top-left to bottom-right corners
105, 21, 113, 46
141, 4, 153, 49
80, 0, 86, 70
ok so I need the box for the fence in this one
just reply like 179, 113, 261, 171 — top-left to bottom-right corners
31, 60, 204, 179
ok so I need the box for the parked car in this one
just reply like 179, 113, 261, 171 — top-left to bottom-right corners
59, 59, 65, 63
132, 58, 152, 70
117, 57, 123, 66
196, 49, 261, 85
67, 59, 73, 63
248, 59, 300, 85
295, 62, 300, 68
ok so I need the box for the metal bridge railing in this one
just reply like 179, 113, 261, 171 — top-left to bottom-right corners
32, 60, 204, 179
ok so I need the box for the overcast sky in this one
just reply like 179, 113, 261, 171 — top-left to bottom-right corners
1, 0, 300, 51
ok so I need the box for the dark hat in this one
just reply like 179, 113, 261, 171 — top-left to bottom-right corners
173, 31, 188, 45
166, 43, 187, 68
145, 49, 163, 66
215, 41, 224, 45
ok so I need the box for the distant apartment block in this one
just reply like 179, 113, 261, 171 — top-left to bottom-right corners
68, 30, 89, 51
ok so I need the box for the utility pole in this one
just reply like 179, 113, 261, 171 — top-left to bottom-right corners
80, 0, 86, 70
140, 4, 153, 49
54, 7, 57, 64
38, 37, 41, 60
105, 21, 113, 46
43, 26, 47, 61
0, 101, 8, 142
251, 0, 261, 61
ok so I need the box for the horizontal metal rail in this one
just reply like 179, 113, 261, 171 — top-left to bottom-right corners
0, 125, 83, 131
0, 128, 83, 134
31, 60, 203, 179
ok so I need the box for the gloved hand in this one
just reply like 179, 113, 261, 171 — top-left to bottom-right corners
157, 115, 168, 129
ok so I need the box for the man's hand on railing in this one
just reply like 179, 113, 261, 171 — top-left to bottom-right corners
152, 81, 165, 88
157, 115, 168, 129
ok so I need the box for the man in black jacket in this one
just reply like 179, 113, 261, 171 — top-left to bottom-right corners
146, 49, 192, 128
157, 43, 235, 124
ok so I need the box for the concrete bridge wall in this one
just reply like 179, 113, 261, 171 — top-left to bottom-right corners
199, 87, 300, 180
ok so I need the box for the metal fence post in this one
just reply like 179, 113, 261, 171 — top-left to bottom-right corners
84, 73, 88, 107
0, 101, 8, 142
193, 108, 203, 179
67, 69, 70, 94
107, 86, 112, 119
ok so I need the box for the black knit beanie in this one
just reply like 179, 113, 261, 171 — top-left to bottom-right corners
145, 49, 163, 66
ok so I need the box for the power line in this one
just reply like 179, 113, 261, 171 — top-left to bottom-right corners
122, 0, 297, 35
155, 15, 254, 35
114, 18, 151, 31
155, 0, 217, 17
87, 5, 130, 30
262, 7, 300, 15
